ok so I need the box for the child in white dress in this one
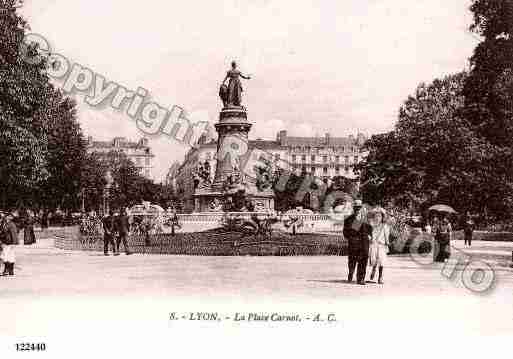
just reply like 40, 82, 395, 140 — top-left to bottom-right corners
368, 207, 390, 284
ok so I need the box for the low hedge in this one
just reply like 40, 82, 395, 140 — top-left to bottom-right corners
55, 227, 348, 256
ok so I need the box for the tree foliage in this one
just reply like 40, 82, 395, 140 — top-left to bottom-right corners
0, 1, 86, 210
464, 0, 513, 147
37, 93, 86, 210
81, 150, 173, 212
357, 72, 509, 215
461, 0, 513, 218
1, 0, 50, 206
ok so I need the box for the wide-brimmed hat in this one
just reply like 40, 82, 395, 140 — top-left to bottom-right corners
6, 212, 15, 219
368, 207, 387, 220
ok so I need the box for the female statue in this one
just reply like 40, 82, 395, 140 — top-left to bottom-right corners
220, 61, 251, 107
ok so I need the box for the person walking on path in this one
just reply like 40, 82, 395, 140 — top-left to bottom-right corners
170, 209, 181, 236
1, 213, 19, 276
102, 210, 117, 256
40, 209, 49, 230
0, 213, 6, 274
463, 212, 475, 247
23, 210, 36, 245
115, 208, 132, 255
368, 207, 390, 285
434, 215, 452, 262
343, 200, 372, 285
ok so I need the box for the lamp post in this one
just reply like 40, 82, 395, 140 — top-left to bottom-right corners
103, 170, 114, 216
80, 188, 85, 213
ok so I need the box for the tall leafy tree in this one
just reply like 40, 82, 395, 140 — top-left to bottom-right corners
0, 1, 86, 210
460, 0, 513, 218
37, 93, 86, 211
273, 172, 306, 211
0, 0, 50, 206
80, 152, 107, 212
463, 0, 513, 147
357, 72, 503, 214
81, 150, 164, 212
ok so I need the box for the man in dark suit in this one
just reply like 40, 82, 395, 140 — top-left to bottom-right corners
0, 213, 6, 274
343, 200, 372, 285
115, 208, 132, 255
463, 212, 474, 247
1, 213, 19, 276
102, 210, 117, 256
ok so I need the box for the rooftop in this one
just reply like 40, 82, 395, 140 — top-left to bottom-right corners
87, 136, 151, 150
281, 132, 366, 147
249, 139, 287, 150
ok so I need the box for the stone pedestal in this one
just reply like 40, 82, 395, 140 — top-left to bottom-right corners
212, 106, 252, 189
192, 105, 275, 213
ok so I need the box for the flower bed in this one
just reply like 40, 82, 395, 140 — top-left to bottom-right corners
52, 225, 347, 256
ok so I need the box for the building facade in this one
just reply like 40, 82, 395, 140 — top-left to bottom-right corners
173, 131, 367, 212
277, 130, 367, 180
86, 136, 154, 179
164, 161, 182, 193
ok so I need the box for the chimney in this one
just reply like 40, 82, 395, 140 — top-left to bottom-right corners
277, 130, 287, 145
356, 132, 366, 146
325, 132, 330, 145
197, 133, 207, 145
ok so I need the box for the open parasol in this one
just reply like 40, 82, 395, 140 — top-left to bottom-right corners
428, 204, 457, 214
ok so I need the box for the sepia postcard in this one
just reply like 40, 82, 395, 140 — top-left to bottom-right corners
1, 0, 512, 357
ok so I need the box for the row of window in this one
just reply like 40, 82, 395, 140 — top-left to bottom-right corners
202, 153, 358, 164
292, 155, 359, 163
204, 152, 282, 162
135, 157, 151, 166
137, 167, 151, 177
203, 151, 363, 166
290, 146, 360, 153
294, 165, 354, 174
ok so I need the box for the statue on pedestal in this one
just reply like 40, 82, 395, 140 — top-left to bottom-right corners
193, 161, 213, 190
219, 61, 251, 107
256, 162, 274, 192
222, 157, 246, 192
209, 198, 223, 212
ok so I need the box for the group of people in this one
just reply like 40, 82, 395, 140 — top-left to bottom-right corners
101, 208, 132, 256
343, 200, 390, 285
425, 212, 474, 261
0, 210, 39, 277
0, 213, 20, 276
343, 199, 468, 285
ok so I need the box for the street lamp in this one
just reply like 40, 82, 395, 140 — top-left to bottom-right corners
80, 188, 86, 213
103, 170, 114, 215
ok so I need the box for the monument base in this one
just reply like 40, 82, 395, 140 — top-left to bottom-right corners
192, 187, 275, 213
191, 100, 275, 213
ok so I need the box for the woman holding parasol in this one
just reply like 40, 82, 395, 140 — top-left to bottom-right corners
429, 205, 456, 262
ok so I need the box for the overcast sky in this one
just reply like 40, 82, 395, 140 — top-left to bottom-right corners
21, 0, 478, 182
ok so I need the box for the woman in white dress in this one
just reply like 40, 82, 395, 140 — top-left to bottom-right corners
368, 207, 390, 284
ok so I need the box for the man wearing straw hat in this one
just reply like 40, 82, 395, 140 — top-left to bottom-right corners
343, 200, 372, 285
